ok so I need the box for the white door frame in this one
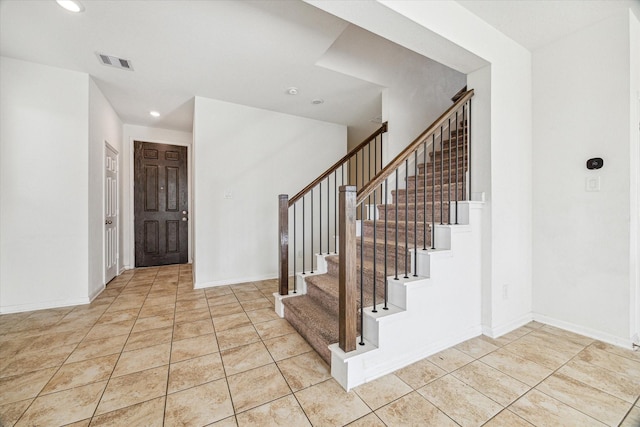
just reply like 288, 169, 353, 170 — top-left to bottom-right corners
104, 141, 119, 283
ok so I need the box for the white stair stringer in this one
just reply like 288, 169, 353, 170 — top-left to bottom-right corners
330, 201, 484, 391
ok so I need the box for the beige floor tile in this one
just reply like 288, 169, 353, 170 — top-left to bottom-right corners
131, 313, 175, 334
25, 329, 87, 353
221, 341, 273, 376
452, 361, 530, 406
227, 364, 291, 413
375, 391, 458, 426
0, 398, 33, 427
235, 394, 311, 426
213, 312, 252, 332
427, 347, 474, 372
67, 334, 128, 363
207, 294, 239, 307
15, 380, 106, 427
210, 303, 245, 318
206, 415, 238, 426
510, 389, 606, 427
483, 409, 534, 426
168, 353, 225, 394
175, 298, 209, 312
481, 347, 553, 386
95, 365, 168, 415
539, 325, 595, 347
263, 332, 312, 362
0, 344, 76, 378
245, 308, 280, 324
536, 373, 632, 426
84, 319, 135, 342
174, 307, 210, 324
0, 368, 57, 405
295, 379, 370, 426
173, 318, 214, 341
354, 373, 412, 410
165, 379, 234, 426
216, 325, 260, 350
112, 342, 170, 377
394, 357, 447, 389
240, 298, 273, 312
89, 396, 165, 426
558, 358, 640, 404
230, 283, 258, 292
41, 354, 118, 394
233, 290, 264, 302
170, 333, 219, 363
418, 374, 502, 426
346, 412, 386, 427
124, 326, 173, 352
205, 286, 233, 298
502, 337, 573, 370
577, 345, 640, 381
96, 308, 140, 325
277, 351, 332, 392
138, 303, 175, 319
620, 405, 640, 427
525, 330, 587, 356
455, 336, 500, 358
593, 341, 640, 363
254, 319, 297, 340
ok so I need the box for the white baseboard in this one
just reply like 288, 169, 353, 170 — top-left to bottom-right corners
533, 313, 633, 349
194, 273, 277, 289
482, 312, 534, 338
88, 285, 105, 302
0, 297, 92, 314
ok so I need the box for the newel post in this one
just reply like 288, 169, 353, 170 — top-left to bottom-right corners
339, 185, 357, 352
278, 194, 289, 296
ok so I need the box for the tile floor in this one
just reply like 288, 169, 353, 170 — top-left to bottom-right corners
1, 264, 639, 426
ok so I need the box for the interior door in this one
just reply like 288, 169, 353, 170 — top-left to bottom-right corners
105, 144, 118, 282
134, 141, 188, 267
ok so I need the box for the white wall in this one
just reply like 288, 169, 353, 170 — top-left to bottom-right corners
192, 97, 346, 287
88, 79, 122, 299
533, 10, 639, 346
0, 57, 90, 312
121, 124, 193, 270
309, 0, 533, 336
631, 11, 640, 344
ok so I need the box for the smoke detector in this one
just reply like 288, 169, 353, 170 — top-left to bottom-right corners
286, 87, 298, 95
96, 53, 134, 71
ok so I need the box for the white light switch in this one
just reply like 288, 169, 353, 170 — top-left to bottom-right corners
586, 176, 600, 192
224, 190, 233, 199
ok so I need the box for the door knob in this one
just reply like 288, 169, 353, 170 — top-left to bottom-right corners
182, 210, 188, 215
182, 217, 188, 222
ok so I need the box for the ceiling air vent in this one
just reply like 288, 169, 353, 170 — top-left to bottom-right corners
96, 53, 133, 71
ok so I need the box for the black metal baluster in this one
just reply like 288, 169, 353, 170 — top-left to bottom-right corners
440, 126, 444, 225
404, 159, 409, 279
431, 134, 436, 249
327, 176, 330, 254
468, 100, 472, 201
319, 182, 322, 255
447, 118, 451, 225
423, 140, 427, 251
293, 204, 297, 292
383, 179, 389, 310
455, 111, 459, 224
413, 151, 418, 277
355, 152, 358, 188
372, 188, 377, 313
360, 202, 365, 346
302, 196, 306, 274
310, 188, 314, 273
334, 170, 337, 253
394, 169, 399, 280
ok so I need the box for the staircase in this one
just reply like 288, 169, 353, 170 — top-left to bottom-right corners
281, 125, 470, 365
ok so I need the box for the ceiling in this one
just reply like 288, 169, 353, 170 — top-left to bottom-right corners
1, 0, 637, 135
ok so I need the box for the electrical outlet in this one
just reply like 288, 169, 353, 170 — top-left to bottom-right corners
502, 284, 509, 300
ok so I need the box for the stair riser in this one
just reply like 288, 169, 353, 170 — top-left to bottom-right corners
379, 205, 450, 223
406, 174, 466, 188
361, 222, 431, 246
325, 259, 405, 300
393, 189, 465, 204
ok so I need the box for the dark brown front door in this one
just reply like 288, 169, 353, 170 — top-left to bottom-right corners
134, 141, 188, 267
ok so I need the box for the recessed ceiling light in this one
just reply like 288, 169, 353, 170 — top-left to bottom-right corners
286, 87, 298, 96
150, 111, 160, 117
56, 0, 84, 13
311, 99, 324, 105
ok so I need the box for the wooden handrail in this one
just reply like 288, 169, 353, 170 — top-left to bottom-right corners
289, 122, 387, 206
356, 90, 474, 205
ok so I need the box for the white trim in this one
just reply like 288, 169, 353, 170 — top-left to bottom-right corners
194, 272, 277, 289
128, 137, 193, 268
533, 313, 634, 349
104, 141, 119, 285
0, 297, 92, 314
89, 284, 105, 302
482, 312, 533, 338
